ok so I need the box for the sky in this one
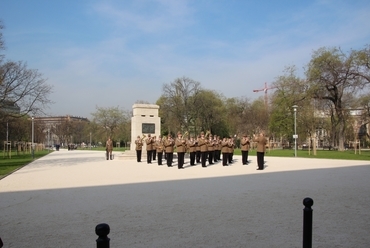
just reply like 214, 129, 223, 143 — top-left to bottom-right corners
1, 0, 370, 119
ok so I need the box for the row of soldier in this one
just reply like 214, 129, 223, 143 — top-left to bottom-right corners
134, 131, 266, 169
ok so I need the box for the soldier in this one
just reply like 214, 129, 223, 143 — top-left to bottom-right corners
135, 135, 143, 162
253, 132, 267, 170
241, 134, 251, 165
195, 135, 201, 163
213, 135, 220, 162
207, 135, 215, 165
156, 135, 164, 166
105, 137, 113, 160
152, 135, 157, 161
198, 132, 208, 168
146, 134, 154, 164
221, 137, 229, 166
164, 134, 175, 167
175, 131, 186, 169
187, 136, 197, 166
227, 137, 234, 164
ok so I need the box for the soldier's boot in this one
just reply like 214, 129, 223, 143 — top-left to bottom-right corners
110, 155, 113, 160
106, 152, 109, 160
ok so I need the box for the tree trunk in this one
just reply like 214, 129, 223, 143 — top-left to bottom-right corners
337, 120, 345, 151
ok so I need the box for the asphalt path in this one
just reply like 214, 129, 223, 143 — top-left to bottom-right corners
0, 149, 369, 247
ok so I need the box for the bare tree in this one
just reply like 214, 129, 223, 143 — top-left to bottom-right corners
0, 61, 53, 118
0, 23, 53, 123
0, 20, 4, 62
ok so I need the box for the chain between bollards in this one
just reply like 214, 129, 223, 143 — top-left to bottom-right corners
96, 223, 110, 248
303, 197, 314, 248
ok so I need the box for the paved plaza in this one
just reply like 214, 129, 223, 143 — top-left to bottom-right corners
0, 149, 370, 247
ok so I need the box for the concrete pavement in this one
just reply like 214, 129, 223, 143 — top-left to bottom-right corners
1, 149, 370, 247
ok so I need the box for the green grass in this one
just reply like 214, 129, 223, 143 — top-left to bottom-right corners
0, 150, 51, 177
234, 148, 370, 160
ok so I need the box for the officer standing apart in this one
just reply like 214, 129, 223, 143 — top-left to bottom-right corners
106, 137, 113, 160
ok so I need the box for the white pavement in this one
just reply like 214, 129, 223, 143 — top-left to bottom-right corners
0, 149, 370, 247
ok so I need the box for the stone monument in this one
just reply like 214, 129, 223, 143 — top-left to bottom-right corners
119, 104, 161, 160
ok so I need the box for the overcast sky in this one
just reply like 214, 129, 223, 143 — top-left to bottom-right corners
1, 0, 369, 119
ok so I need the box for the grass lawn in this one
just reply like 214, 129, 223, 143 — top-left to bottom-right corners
0, 150, 51, 178
235, 148, 370, 160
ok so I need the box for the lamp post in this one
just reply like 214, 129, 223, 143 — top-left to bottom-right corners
47, 128, 50, 152
6, 120, 8, 144
32, 117, 34, 159
90, 132, 92, 150
293, 105, 298, 157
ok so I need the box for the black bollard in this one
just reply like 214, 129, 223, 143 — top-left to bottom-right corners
96, 223, 110, 248
303, 197, 314, 248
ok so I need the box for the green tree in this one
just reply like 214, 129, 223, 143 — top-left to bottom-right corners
159, 77, 201, 133
306, 47, 370, 151
192, 89, 224, 134
90, 106, 129, 142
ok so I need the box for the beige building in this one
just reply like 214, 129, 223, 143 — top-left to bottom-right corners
34, 115, 89, 147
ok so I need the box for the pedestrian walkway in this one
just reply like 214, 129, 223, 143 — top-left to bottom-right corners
0, 149, 369, 247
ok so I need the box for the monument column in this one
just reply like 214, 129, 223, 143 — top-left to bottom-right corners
119, 104, 161, 160
130, 104, 161, 151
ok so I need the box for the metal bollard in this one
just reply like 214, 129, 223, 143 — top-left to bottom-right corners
303, 197, 314, 248
96, 223, 110, 248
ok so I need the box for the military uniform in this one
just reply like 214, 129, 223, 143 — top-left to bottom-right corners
106, 138, 113, 160
195, 135, 201, 163
207, 136, 215, 164
241, 135, 251, 165
146, 135, 154, 164
175, 132, 186, 169
135, 136, 143, 162
253, 133, 267, 170
164, 135, 175, 167
221, 138, 229, 166
198, 132, 208, 167
187, 137, 197, 166
156, 136, 164, 165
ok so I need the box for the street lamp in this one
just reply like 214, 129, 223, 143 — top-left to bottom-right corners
293, 105, 298, 157
32, 116, 34, 159
6, 120, 8, 144
47, 128, 50, 152
90, 132, 92, 150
